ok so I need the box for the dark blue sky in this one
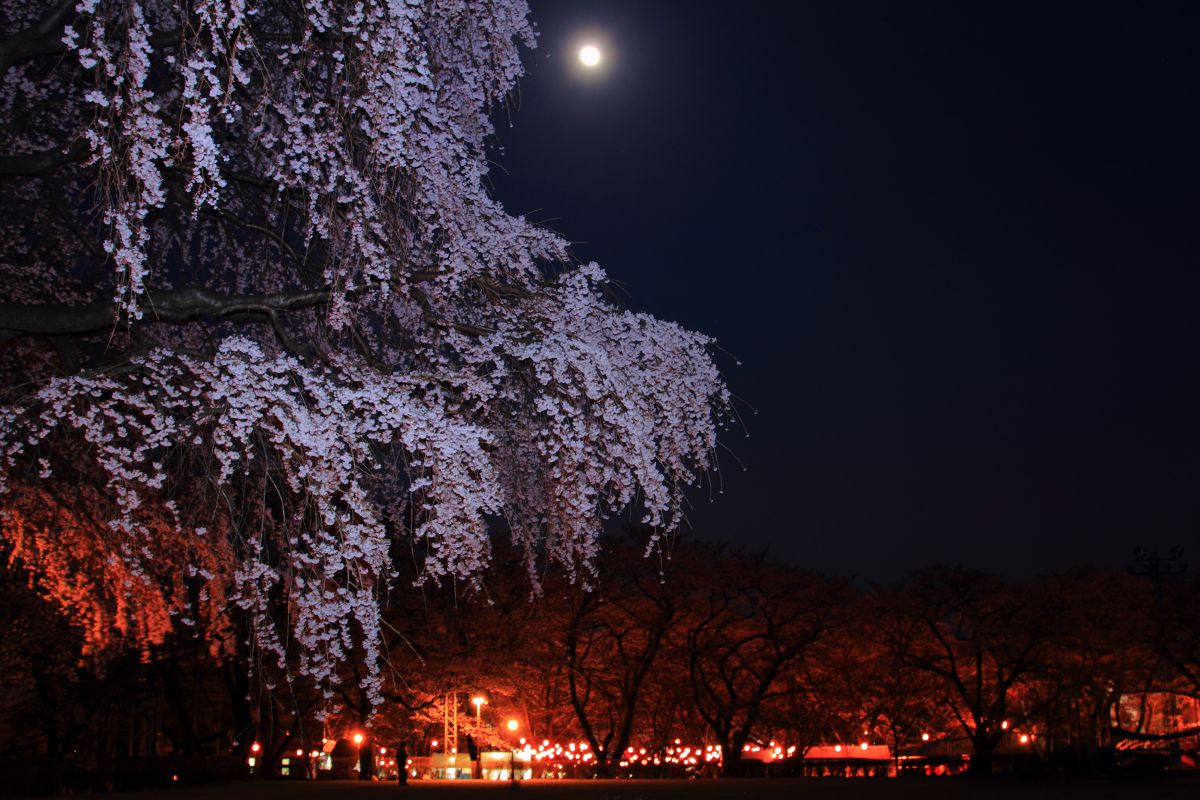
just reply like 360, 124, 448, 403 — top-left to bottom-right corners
488, 0, 1200, 579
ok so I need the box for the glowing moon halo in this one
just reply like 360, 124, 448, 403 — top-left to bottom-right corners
579, 45, 601, 67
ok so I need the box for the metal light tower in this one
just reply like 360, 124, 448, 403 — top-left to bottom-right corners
442, 693, 459, 755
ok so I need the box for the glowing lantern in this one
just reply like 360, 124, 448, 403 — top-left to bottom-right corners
353, 733, 364, 745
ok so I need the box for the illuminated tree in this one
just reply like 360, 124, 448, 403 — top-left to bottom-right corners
0, 0, 728, 703
1032, 570, 1154, 752
743, 587, 963, 771
685, 555, 844, 777
563, 536, 684, 777
1156, 574, 1200, 698
892, 567, 1055, 774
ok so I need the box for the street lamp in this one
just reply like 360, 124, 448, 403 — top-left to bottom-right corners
472, 696, 486, 735
504, 720, 521, 788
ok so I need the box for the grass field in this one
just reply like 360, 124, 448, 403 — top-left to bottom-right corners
94, 776, 1200, 800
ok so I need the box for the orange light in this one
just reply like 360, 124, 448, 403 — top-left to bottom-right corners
250, 742, 261, 753
834, 745, 842, 753
431, 739, 439, 748
506, 719, 519, 731
921, 733, 930, 742
860, 742, 869, 751
1001, 720, 1009, 730
1019, 734, 1030, 744
353, 733, 364, 746
379, 747, 386, 754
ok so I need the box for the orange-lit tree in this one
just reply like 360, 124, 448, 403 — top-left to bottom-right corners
1156, 574, 1200, 699
686, 554, 844, 777
1030, 570, 1153, 753
819, 590, 955, 769
893, 567, 1055, 773
564, 537, 685, 777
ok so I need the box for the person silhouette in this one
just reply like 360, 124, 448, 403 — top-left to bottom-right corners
395, 742, 408, 785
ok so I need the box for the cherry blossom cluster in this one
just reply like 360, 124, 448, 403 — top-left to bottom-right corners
2, 338, 501, 700
66, 0, 566, 320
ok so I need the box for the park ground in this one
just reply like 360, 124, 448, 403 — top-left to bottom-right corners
93, 777, 1200, 800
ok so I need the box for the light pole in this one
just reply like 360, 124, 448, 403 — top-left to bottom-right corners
506, 719, 520, 789
472, 696, 486, 737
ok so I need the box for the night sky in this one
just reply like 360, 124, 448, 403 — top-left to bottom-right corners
488, 0, 1200, 580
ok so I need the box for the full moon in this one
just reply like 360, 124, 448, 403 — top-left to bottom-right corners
579, 45, 601, 67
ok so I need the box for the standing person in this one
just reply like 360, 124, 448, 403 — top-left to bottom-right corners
395, 742, 409, 785
465, 733, 479, 779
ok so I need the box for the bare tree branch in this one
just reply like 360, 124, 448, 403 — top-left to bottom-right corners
0, 284, 330, 337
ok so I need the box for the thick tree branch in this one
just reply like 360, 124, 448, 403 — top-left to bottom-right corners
0, 0, 75, 80
0, 139, 87, 177
0, 284, 330, 337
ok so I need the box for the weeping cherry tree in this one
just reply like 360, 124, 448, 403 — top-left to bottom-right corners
0, 0, 730, 704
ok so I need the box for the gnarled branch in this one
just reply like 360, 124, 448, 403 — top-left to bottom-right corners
0, 284, 330, 337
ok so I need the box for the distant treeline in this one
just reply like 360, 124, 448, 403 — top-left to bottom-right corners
1, 532, 1196, 786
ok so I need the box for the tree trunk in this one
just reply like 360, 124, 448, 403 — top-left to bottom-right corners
969, 734, 998, 774
719, 731, 744, 778
358, 735, 375, 780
